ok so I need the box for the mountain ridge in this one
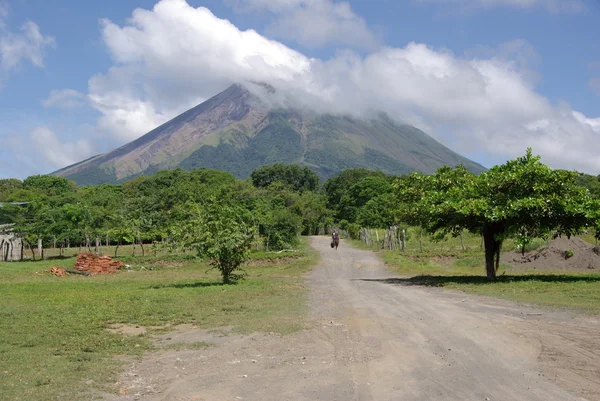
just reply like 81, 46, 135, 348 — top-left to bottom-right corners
54, 84, 486, 185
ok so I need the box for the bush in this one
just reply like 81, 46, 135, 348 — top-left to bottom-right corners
262, 209, 302, 250
564, 249, 574, 259
346, 223, 360, 239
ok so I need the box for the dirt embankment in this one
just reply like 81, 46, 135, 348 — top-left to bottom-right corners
504, 237, 600, 271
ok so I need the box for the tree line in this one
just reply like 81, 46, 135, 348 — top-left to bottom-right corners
1, 150, 599, 281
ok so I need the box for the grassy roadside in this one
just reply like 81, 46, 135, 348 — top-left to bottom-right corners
0, 239, 319, 401
378, 251, 600, 314
347, 231, 600, 314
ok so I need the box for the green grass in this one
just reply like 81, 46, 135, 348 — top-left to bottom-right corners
0, 239, 319, 401
377, 247, 600, 314
350, 227, 600, 313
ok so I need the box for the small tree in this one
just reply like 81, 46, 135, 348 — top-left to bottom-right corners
173, 200, 254, 283
395, 149, 595, 280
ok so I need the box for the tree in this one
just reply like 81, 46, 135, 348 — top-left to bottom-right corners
0, 179, 24, 201
338, 176, 393, 223
23, 175, 76, 197
356, 193, 398, 228
324, 169, 387, 220
293, 191, 332, 235
251, 164, 319, 192
171, 200, 255, 283
574, 172, 600, 198
395, 149, 595, 280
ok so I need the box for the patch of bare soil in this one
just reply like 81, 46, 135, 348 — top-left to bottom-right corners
430, 255, 456, 267
102, 238, 599, 401
244, 255, 300, 267
514, 314, 600, 401
152, 325, 242, 348
106, 324, 147, 337
504, 236, 600, 271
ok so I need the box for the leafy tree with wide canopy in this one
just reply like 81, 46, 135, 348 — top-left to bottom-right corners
170, 199, 255, 283
395, 149, 598, 280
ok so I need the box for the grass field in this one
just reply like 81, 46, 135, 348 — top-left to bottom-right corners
350, 229, 600, 314
0, 240, 319, 401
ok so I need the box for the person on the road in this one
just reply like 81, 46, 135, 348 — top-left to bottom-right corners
331, 230, 340, 250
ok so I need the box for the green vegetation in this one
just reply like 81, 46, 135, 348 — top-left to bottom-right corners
251, 163, 319, 192
394, 149, 599, 279
0, 241, 318, 401
575, 172, 600, 198
2, 150, 600, 399
381, 253, 600, 314
171, 200, 255, 283
0, 166, 331, 259
362, 232, 600, 314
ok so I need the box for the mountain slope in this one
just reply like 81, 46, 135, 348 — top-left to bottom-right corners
55, 84, 486, 185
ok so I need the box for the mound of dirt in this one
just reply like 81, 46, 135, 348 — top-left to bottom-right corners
75, 253, 125, 275
503, 237, 600, 271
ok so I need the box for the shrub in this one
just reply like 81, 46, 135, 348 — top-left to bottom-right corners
346, 223, 360, 239
564, 249, 574, 259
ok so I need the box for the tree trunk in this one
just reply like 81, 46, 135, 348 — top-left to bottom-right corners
38, 238, 43, 260
95, 236, 101, 256
482, 223, 504, 280
419, 229, 423, 253
460, 233, 465, 252
139, 238, 145, 256
20, 241, 24, 261
115, 243, 120, 258
496, 242, 502, 272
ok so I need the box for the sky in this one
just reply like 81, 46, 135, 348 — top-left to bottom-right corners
0, 0, 599, 179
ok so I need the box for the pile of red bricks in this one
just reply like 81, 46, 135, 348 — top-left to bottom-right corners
48, 267, 67, 277
75, 253, 124, 275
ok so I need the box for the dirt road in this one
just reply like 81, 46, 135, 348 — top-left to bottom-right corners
108, 237, 600, 401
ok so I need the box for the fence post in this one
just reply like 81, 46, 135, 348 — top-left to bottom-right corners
401, 229, 406, 252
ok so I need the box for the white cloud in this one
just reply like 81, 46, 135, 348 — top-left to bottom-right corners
0, 20, 55, 73
43, 89, 87, 109
61, 0, 600, 175
31, 127, 96, 169
227, 0, 378, 49
416, 0, 584, 13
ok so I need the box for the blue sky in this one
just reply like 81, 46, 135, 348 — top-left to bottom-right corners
0, 0, 599, 179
